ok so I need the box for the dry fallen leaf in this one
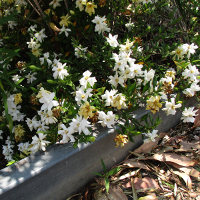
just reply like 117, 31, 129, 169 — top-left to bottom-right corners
138, 193, 158, 200
167, 162, 200, 178
123, 160, 150, 170
122, 177, 160, 191
94, 185, 128, 200
177, 141, 200, 152
173, 170, 192, 190
194, 108, 200, 128
134, 132, 168, 154
148, 153, 197, 167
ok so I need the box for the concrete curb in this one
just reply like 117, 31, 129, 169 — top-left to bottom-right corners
0, 97, 197, 200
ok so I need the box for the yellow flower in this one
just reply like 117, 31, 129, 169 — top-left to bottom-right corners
146, 95, 162, 114
85, 2, 97, 16
14, 93, 22, 105
78, 101, 96, 119
14, 125, 25, 142
59, 14, 71, 27
112, 94, 127, 110
115, 134, 128, 147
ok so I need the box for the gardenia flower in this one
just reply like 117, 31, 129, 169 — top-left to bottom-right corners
143, 69, 155, 84
182, 43, 198, 58
181, 107, 197, 123
37, 88, 59, 111
38, 110, 58, 125
162, 98, 181, 115
101, 89, 118, 106
74, 45, 88, 58
26, 72, 37, 84
112, 93, 127, 110
34, 29, 47, 43
183, 82, 200, 97
92, 15, 110, 35
12, 74, 21, 83
40, 52, 52, 66
143, 130, 158, 143
146, 95, 162, 114
2, 137, 14, 161
85, 1, 97, 16
75, 87, 93, 105
18, 142, 30, 155
109, 73, 125, 88
76, 0, 86, 11
52, 61, 69, 80
8, 21, 17, 29
78, 101, 95, 119
79, 70, 97, 88
13, 124, 25, 142
30, 133, 50, 153
49, 0, 62, 9
60, 14, 71, 27
182, 64, 199, 82
69, 115, 91, 135
106, 34, 119, 47
98, 111, 116, 128
120, 39, 134, 53
59, 26, 71, 37
58, 123, 75, 143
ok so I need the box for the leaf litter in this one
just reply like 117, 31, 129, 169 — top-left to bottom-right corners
67, 121, 200, 200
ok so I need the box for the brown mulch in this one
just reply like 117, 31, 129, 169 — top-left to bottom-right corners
67, 122, 200, 200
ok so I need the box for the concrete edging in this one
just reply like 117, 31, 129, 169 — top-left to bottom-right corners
0, 97, 197, 200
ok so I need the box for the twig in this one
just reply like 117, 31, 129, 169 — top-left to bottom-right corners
26, 0, 41, 16
63, 0, 68, 10
131, 177, 138, 200
32, 0, 45, 18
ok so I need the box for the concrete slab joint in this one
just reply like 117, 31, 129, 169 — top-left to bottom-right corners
0, 97, 197, 200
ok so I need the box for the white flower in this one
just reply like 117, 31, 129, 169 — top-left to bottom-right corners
18, 142, 30, 154
8, 21, 17, 29
109, 73, 125, 87
37, 88, 59, 111
39, 52, 52, 66
2, 137, 14, 161
101, 89, 118, 106
120, 39, 134, 53
49, 0, 62, 9
34, 29, 47, 43
98, 111, 116, 128
39, 110, 57, 125
30, 133, 50, 153
143, 130, 158, 143
75, 87, 93, 105
12, 74, 21, 83
106, 34, 119, 47
182, 64, 199, 81
183, 43, 198, 58
143, 69, 155, 84
52, 62, 69, 80
59, 25, 71, 37
58, 123, 75, 143
74, 45, 88, 58
27, 38, 38, 49
69, 115, 91, 135
28, 24, 37, 33
26, 72, 37, 84
92, 15, 110, 35
125, 22, 134, 31
181, 107, 197, 123
79, 70, 97, 88
162, 98, 182, 115
76, 0, 86, 11
183, 82, 200, 97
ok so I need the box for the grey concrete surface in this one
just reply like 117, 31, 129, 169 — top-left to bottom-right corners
0, 97, 198, 200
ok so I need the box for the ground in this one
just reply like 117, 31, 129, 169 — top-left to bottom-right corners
67, 120, 200, 200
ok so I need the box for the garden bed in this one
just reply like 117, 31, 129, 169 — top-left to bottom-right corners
0, 97, 197, 200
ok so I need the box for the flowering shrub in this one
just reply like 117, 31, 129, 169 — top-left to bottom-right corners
0, 0, 200, 166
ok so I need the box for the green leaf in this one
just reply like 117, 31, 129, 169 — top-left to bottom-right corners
101, 159, 107, 172
105, 178, 110, 193
28, 65, 43, 71
6, 160, 17, 166
106, 166, 121, 177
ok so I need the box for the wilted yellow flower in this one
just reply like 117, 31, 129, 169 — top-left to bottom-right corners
85, 2, 97, 16
32, 47, 42, 57
98, 0, 106, 7
14, 124, 25, 142
59, 14, 71, 27
115, 134, 128, 147
146, 95, 162, 114
14, 93, 22, 105
79, 101, 95, 119
112, 94, 127, 110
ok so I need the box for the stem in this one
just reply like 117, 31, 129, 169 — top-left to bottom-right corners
26, 0, 41, 16
63, 0, 68, 10
32, 0, 45, 18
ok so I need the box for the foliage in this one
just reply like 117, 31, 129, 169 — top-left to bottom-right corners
0, 0, 200, 165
